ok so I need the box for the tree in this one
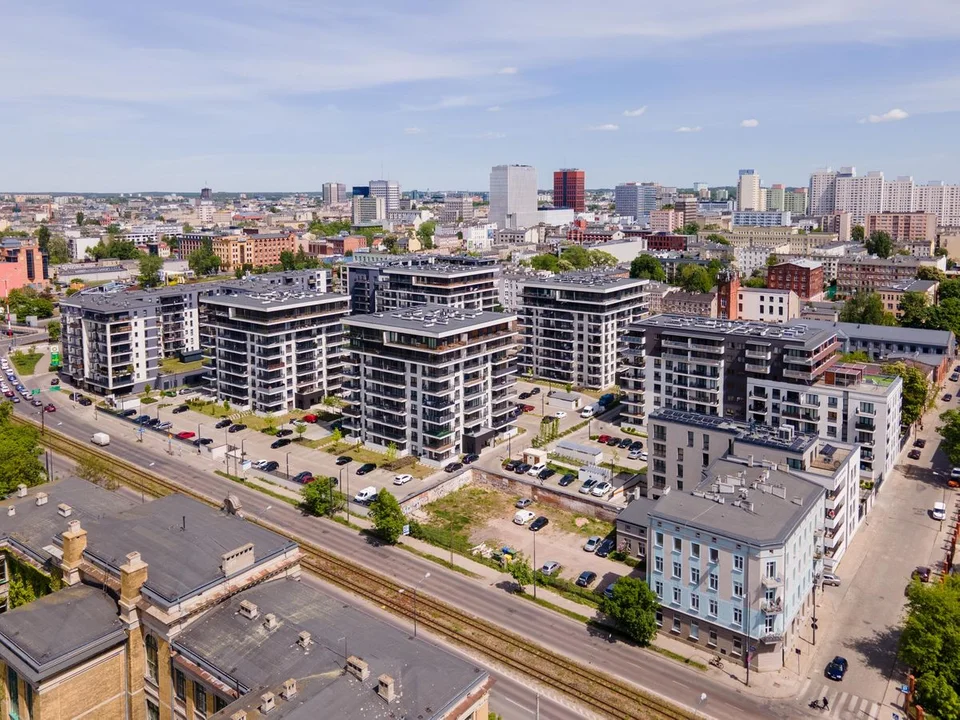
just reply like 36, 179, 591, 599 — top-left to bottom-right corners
928, 298, 960, 337
76, 211, 85, 226
598, 576, 659, 645
46, 234, 71, 264
935, 247, 949, 258
899, 291, 930, 328
330, 427, 344, 444
839, 350, 872, 363
629, 254, 666, 281
300, 476, 345, 517
942, 279, 960, 302
766, 253, 780, 267
917, 265, 945, 282
530, 254, 560, 273
705, 233, 730, 245
742, 276, 766, 288
675, 264, 713, 293
47, 320, 61, 343
188, 240, 221, 276
507, 555, 535, 593
386, 442, 398, 461
369, 489, 406, 544
6, 287, 54, 320
36, 225, 51, 252
852, 224, 865, 243
106, 223, 122, 237
89, 236, 140, 260
681, 222, 700, 235
865, 230, 893, 258
142, 383, 152, 398
887, 361, 932, 426
183, 223, 194, 233
939, 410, 960, 465
588, 249, 619, 269
839, 292, 897, 326
76, 453, 117, 489
0, 401, 45, 495
279, 250, 297, 271
138, 254, 164, 288
417, 220, 436, 249
560, 245, 592, 270
294, 422, 307, 442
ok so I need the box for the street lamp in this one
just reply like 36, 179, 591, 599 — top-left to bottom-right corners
533, 530, 538, 599
401, 572, 430, 638
933, 471, 949, 532
340, 465, 350, 518
285, 451, 291, 480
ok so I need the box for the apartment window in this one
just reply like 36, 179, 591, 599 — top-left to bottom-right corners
691, 542, 700, 560
690, 620, 700, 640
655, 531, 663, 548
828, 397, 838, 408
690, 593, 700, 612
690, 567, 700, 584
215, 697, 228, 712
677, 464, 684, 478
765, 616, 776, 633
147, 700, 160, 720
655, 556, 663, 573
733, 580, 744, 598
677, 448, 684, 462
145, 634, 158, 683
672, 617, 682, 634
709, 573, 719, 591
655, 610, 663, 627
672, 561, 682, 579
175, 669, 186, 702
653, 425, 667, 441
655, 580, 663, 598
765, 561, 777, 579
709, 598, 718, 617
708, 629, 718, 647
709, 547, 719, 564
733, 637, 743, 655
194, 684, 207, 717
733, 607, 743, 626
673, 537, 682, 553
673, 587, 682, 605
8, 666, 19, 720
687, 431, 694, 447
734, 555, 744, 572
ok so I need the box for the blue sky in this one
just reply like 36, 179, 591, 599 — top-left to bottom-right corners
3, 0, 960, 192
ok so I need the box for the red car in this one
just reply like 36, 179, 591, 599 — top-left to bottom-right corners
43, 403, 56, 412
301, 414, 318, 423
521, 404, 535, 412
175, 431, 196, 440
597, 434, 611, 443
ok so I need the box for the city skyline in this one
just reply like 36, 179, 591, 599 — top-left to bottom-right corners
3, 0, 960, 191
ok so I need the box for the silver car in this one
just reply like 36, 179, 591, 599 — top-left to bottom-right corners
583, 536, 602, 552
822, 572, 841, 587
540, 561, 561, 576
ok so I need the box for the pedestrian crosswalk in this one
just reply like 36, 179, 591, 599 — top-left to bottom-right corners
799, 679, 885, 719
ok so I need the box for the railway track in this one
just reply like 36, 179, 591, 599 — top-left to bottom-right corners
20, 417, 696, 720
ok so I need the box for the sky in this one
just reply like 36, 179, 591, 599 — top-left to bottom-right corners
3, 0, 960, 193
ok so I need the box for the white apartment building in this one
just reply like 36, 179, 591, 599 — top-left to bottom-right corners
734, 242, 791, 276
835, 171, 885, 224
368, 180, 401, 213
737, 287, 799, 323
732, 211, 792, 227
737, 169, 761, 211
916, 182, 960, 226
746, 362, 902, 484
342, 306, 518, 465
352, 196, 385, 224
883, 176, 915, 212
519, 273, 649, 389
489, 165, 538, 230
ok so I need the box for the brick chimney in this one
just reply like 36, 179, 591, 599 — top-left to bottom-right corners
119, 551, 149, 616
61, 520, 88, 585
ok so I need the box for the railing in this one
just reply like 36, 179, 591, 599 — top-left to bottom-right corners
760, 575, 783, 589
760, 599, 783, 614
745, 363, 770, 373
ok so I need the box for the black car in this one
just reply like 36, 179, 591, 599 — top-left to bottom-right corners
261, 461, 280, 472
356, 463, 376, 475
78, 397, 92, 406
504, 459, 520, 472
908, 449, 922, 460
576, 571, 597, 588
558, 473, 576, 486
825, 656, 848, 681
120, 408, 137, 417
229, 423, 247, 433
618, 437, 632, 448
135, 414, 152, 424
606, 437, 620, 447
463, 453, 479, 464
518, 392, 531, 400
595, 538, 615, 557
945, 394, 954, 402
146, 417, 161, 427
216, 418, 232, 429
914, 438, 927, 448
50, 377, 60, 385
336, 456, 353, 465
292, 471, 314, 484
271, 438, 291, 449
515, 462, 531, 474
172, 405, 189, 414
445, 462, 463, 473
276, 429, 293, 437
529, 387, 540, 395
629, 440, 644, 451
529, 516, 549, 532
69, 392, 83, 401
538, 468, 555, 481
193, 437, 213, 446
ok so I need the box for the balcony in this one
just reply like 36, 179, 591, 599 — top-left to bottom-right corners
760, 632, 784, 645
744, 363, 770, 374
745, 348, 771, 360
855, 420, 875, 432
856, 406, 876, 417
761, 574, 783, 589
760, 598, 784, 614
783, 368, 815, 381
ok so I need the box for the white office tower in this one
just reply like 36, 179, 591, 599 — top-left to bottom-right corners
369, 180, 401, 212
489, 164, 538, 230
737, 169, 761, 211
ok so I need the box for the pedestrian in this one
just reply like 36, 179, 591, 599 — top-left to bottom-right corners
822, 697, 829, 711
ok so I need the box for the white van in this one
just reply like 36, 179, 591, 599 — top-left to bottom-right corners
354, 486, 378, 504
580, 404, 600, 419
513, 510, 536, 525
91, 432, 110, 446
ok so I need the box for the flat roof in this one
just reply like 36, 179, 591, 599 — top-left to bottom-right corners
344, 304, 515, 337
382, 263, 499, 277
71, 494, 296, 607
638, 315, 837, 346
774, 258, 822, 269
649, 408, 819, 454
523, 272, 647, 292
650, 458, 824, 546
178, 578, 488, 719
202, 290, 347, 311
798, 319, 954, 347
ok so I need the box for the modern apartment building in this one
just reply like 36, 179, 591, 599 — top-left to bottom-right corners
765, 184, 785, 211
0, 478, 492, 720
916, 181, 960, 226
342, 306, 518, 465
732, 211, 791, 227
836, 255, 945, 296
352, 196, 385, 224
518, 273, 649, 389
834, 171, 886, 224
765, 259, 824, 301
864, 212, 937, 243
553, 169, 585, 212
816, 211, 852, 242
650, 209, 684, 233
621, 315, 840, 426
737, 169, 761, 211
489, 165, 538, 230
322, 182, 347, 204
368, 179, 401, 212
441, 194, 475, 223
202, 289, 349, 413
746, 362, 902, 484
615, 182, 658, 225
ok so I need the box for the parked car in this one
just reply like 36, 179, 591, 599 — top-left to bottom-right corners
336, 456, 353, 465
908, 449, 922, 460
176, 431, 196, 440
69, 392, 83, 401
527, 462, 547, 477
914, 438, 927, 448
595, 538, 615, 557
271, 438, 291, 449
825, 656, 848, 681
933, 501, 947, 520
591, 481, 612, 497
156, 421, 173, 431
354, 486, 378, 504
583, 536, 602, 552
945, 394, 954, 402
559, 473, 576, 487
276, 429, 293, 437
579, 478, 598, 494
253, 459, 270, 469
260, 461, 279, 472
216, 418, 232, 429
538, 468, 556, 481
914, 566, 932, 582
463, 453, 479, 464
43, 403, 56, 412
576, 571, 597, 588
513, 510, 536, 525
603, 582, 617, 599
193, 437, 213, 446
229, 424, 247, 433
530, 387, 540, 395
539, 561, 560, 576
515, 497, 533, 509
597, 434, 611, 443
146, 417, 161, 427
555, 411, 567, 419
503, 459, 520, 472
629, 440, 644, 451
173, 405, 189, 414
618, 437, 632, 448
292, 471, 314, 484
521, 404, 535, 412
356, 463, 376, 475
133, 414, 151, 424
301, 414, 318, 423
30, 399, 42, 407
605, 437, 620, 447
598, 393, 615, 406
822, 572, 841, 586
515, 463, 532, 474
78, 397, 92, 406
120, 408, 137, 417
628, 449, 647, 460
393, 474, 413, 485
952, 467, 960, 480
445, 462, 463, 473
518, 392, 531, 400
529, 516, 549, 532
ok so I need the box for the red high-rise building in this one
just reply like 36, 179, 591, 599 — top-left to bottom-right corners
553, 169, 585, 212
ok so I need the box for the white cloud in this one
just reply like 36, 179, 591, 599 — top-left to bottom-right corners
486, 105, 501, 112
623, 106, 647, 117
498, 66, 518, 75
740, 118, 759, 127
675, 126, 702, 133
859, 108, 910, 123
588, 123, 619, 131
403, 127, 423, 135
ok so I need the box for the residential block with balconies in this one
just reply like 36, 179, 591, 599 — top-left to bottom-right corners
342, 306, 518, 466
519, 273, 648, 390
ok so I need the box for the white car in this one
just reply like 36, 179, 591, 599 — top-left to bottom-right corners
591, 481, 612, 497
555, 411, 567, 419
527, 462, 547, 477
952, 467, 960, 480
628, 449, 647, 461
513, 509, 536, 525
253, 459, 270, 469
933, 501, 947, 521
393, 474, 413, 485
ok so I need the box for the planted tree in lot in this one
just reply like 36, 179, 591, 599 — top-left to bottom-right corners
598, 576, 659, 645
370, 489, 406, 544
508, 555, 535, 593
300, 476, 345, 517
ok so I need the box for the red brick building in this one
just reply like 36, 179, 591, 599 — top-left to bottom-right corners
553, 169, 585, 213
766, 259, 824, 301
646, 233, 687, 252
715, 269, 740, 320
0, 237, 48, 293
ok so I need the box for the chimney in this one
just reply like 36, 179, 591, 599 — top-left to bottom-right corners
57, 503, 73, 517
263, 613, 278, 631
238, 600, 259, 620
377, 675, 396, 703
61, 520, 88, 585
119, 551, 149, 613
346, 656, 370, 681
230, 713, 247, 720
259, 692, 275, 714
297, 631, 312, 649
281, 679, 297, 700
16, 484, 27, 498
35, 492, 48, 506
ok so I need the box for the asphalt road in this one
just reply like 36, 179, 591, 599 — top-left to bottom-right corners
23, 399, 797, 720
